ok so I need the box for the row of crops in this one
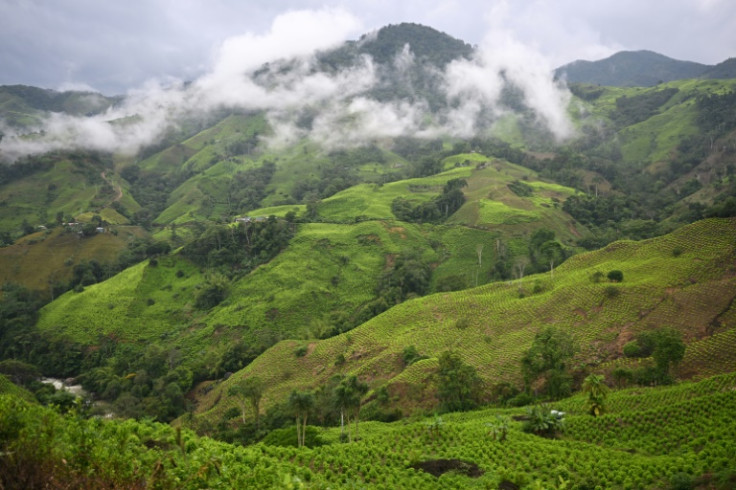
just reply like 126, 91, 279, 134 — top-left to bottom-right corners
3, 369, 736, 488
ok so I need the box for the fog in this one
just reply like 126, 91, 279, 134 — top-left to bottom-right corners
0, 8, 574, 162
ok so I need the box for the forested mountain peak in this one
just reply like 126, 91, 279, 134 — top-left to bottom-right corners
355, 23, 474, 67
556, 50, 712, 86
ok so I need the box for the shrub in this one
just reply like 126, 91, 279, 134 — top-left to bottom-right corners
455, 317, 470, 330
261, 426, 324, 448
294, 346, 308, 358
522, 405, 564, 437
623, 341, 641, 358
507, 392, 534, 407
670, 472, 694, 490
402, 345, 426, 366
604, 285, 620, 298
612, 367, 634, 387
436, 351, 482, 412
590, 271, 605, 283
607, 270, 624, 282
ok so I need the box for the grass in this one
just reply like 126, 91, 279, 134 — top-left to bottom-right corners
6, 369, 735, 488
193, 218, 736, 421
35, 218, 508, 371
0, 225, 147, 294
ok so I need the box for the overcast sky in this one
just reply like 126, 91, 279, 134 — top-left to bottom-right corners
1, 0, 735, 95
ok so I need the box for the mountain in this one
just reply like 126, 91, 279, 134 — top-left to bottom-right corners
1, 22, 736, 489
555, 50, 711, 86
703, 57, 736, 79
322, 22, 473, 69
0, 84, 120, 128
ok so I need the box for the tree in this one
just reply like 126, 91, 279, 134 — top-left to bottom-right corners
540, 240, 564, 279
436, 350, 483, 412
521, 327, 576, 399
334, 375, 368, 442
582, 374, 609, 417
607, 270, 624, 282
652, 328, 686, 381
288, 390, 314, 448
228, 376, 264, 428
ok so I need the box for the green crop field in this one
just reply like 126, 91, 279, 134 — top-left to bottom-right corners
194, 218, 736, 421
3, 371, 735, 488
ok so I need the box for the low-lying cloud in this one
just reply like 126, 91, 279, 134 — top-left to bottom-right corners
0, 7, 574, 162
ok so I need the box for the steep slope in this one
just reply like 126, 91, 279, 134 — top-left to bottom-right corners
0, 225, 147, 295
196, 218, 736, 419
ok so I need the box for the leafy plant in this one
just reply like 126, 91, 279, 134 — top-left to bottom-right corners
582, 374, 609, 417
522, 404, 565, 437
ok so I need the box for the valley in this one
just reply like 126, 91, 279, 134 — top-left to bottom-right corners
1, 22, 735, 489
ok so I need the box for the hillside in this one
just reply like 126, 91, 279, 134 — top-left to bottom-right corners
34, 159, 583, 379
3, 371, 736, 488
556, 50, 711, 86
0, 84, 119, 128
193, 218, 736, 421
0, 20, 736, 489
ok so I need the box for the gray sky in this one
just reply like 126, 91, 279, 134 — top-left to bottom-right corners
1, 0, 735, 95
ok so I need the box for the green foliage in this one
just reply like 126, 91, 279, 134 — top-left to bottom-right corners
181, 218, 293, 275
521, 327, 576, 399
401, 345, 427, 366
652, 328, 686, 379
228, 376, 264, 426
607, 270, 624, 282
436, 350, 483, 412
487, 415, 510, 442
2, 372, 736, 489
507, 179, 534, 197
0, 359, 40, 386
623, 341, 643, 358
390, 178, 466, 223
522, 404, 565, 437
582, 374, 609, 417
194, 273, 229, 310
613, 88, 679, 127
333, 375, 369, 442
261, 425, 325, 448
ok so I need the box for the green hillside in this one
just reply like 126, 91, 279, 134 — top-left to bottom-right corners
1, 22, 736, 489
196, 218, 736, 420
556, 50, 710, 87
3, 372, 736, 488
0, 225, 147, 294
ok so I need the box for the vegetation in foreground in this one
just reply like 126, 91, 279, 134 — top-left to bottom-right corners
2, 372, 736, 489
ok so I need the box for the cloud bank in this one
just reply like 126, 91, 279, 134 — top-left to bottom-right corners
0, 7, 574, 162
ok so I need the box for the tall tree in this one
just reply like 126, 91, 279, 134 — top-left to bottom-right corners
436, 350, 483, 412
228, 376, 264, 428
288, 390, 314, 448
652, 328, 686, 381
521, 327, 576, 399
334, 375, 369, 442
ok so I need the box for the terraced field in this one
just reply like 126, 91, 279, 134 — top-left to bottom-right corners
3, 371, 735, 489
195, 218, 736, 420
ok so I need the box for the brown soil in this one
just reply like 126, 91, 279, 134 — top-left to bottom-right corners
409, 459, 483, 478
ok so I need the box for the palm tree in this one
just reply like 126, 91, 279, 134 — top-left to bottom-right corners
582, 374, 609, 417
